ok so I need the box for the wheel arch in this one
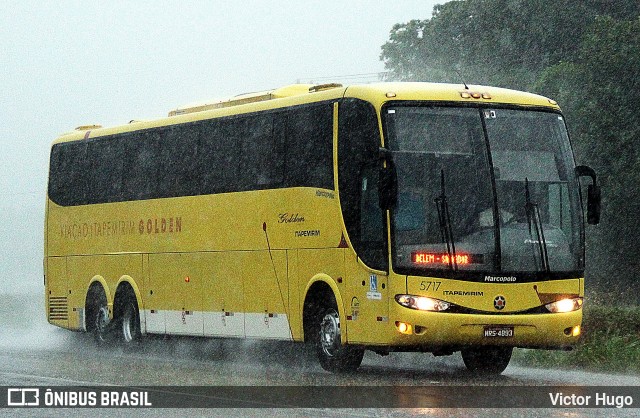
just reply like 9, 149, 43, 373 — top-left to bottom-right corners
112, 276, 145, 335
301, 274, 346, 343
84, 276, 110, 332
113, 276, 143, 310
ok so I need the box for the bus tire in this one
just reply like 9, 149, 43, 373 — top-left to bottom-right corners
461, 346, 512, 375
87, 288, 112, 345
117, 293, 141, 346
315, 298, 364, 373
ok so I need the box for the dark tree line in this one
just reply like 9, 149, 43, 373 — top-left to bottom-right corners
381, 0, 640, 304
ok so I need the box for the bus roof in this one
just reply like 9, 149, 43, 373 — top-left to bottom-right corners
54, 82, 559, 144
345, 82, 559, 109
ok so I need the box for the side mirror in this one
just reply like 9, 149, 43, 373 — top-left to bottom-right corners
378, 147, 397, 210
575, 165, 601, 225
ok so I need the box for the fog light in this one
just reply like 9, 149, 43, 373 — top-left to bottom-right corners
564, 325, 581, 337
572, 325, 581, 337
396, 321, 412, 334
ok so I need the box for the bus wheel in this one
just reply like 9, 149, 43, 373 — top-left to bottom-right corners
89, 291, 112, 345
118, 295, 141, 346
316, 300, 364, 373
461, 346, 512, 375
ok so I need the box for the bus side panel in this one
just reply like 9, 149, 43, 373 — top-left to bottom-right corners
343, 251, 390, 345
243, 250, 291, 340
287, 250, 303, 341
147, 253, 204, 336
144, 250, 291, 339
46, 256, 69, 329
66, 254, 143, 330
202, 252, 245, 338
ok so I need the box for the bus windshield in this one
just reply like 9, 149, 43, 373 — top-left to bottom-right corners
385, 105, 584, 275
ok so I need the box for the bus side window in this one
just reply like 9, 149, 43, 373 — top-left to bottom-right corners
360, 165, 386, 267
48, 141, 89, 206
338, 99, 387, 271
123, 131, 160, 201
153, 125, 200, 198
239, 112, 284, 189
88, 137, 125, 204
285, 103, 334, 190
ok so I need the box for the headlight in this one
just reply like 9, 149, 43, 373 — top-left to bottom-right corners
395, 294, 450, 312
545, 297, 583, 313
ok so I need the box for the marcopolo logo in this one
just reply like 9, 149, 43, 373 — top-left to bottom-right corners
484, 275, 517, 282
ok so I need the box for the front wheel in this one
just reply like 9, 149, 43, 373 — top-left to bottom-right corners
316, 303, 364, 373
461, 346, 513, 375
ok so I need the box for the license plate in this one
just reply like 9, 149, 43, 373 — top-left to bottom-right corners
483, 326, 514, 338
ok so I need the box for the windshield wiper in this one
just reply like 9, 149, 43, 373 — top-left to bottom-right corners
524, 178, 550, 272
435, 169, 457, 270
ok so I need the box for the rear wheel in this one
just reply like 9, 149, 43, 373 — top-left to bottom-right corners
461, 346, 513, 375
88, 290, 112, 345
315, 298, 364, 373
111, 286, 142, 347
119, 296, 141, 346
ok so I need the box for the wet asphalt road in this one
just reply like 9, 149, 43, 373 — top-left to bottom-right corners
1, 292, 638, 417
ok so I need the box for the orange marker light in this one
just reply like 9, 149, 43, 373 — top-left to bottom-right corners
185, 276, 190, 283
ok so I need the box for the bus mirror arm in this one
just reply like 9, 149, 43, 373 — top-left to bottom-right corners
378, 147, 397, 210
575, 165, 601, 225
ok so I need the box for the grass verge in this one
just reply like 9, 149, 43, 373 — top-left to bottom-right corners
513, 306, 640, 373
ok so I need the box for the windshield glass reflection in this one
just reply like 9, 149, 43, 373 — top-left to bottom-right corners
484, 109, 583, 272
385, 105, 584, 275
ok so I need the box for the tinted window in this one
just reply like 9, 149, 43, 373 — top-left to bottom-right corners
48, 141, 88, 206
240, 112, 284, 188
48, 101, 335, 206
338, 99, 386, 270
285, 103, 333, 190
158, 125, 201, 197
88, 137, 124, 203
123, 131, 160, 201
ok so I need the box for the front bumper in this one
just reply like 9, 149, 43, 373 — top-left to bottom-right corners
385, 305, 582, 349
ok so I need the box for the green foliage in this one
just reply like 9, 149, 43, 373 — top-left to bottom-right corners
382, 1, 640, 304
381, 0, 601, 89
538, 17, 640, 295
513, 307, 640, 372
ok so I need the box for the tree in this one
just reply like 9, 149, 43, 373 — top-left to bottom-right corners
537, 17, 640, 301
381, 0, 634, 90
381, 2, 640, 303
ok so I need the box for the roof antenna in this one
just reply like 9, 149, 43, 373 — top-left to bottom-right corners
455, 69, 469, 90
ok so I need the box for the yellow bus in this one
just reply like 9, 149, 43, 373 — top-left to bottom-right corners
45, 82, 600, 374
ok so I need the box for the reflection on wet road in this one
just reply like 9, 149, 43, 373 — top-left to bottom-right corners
1, 292, 637, 416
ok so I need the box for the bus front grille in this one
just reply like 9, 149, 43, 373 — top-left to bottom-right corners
48, 296, 68, 320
